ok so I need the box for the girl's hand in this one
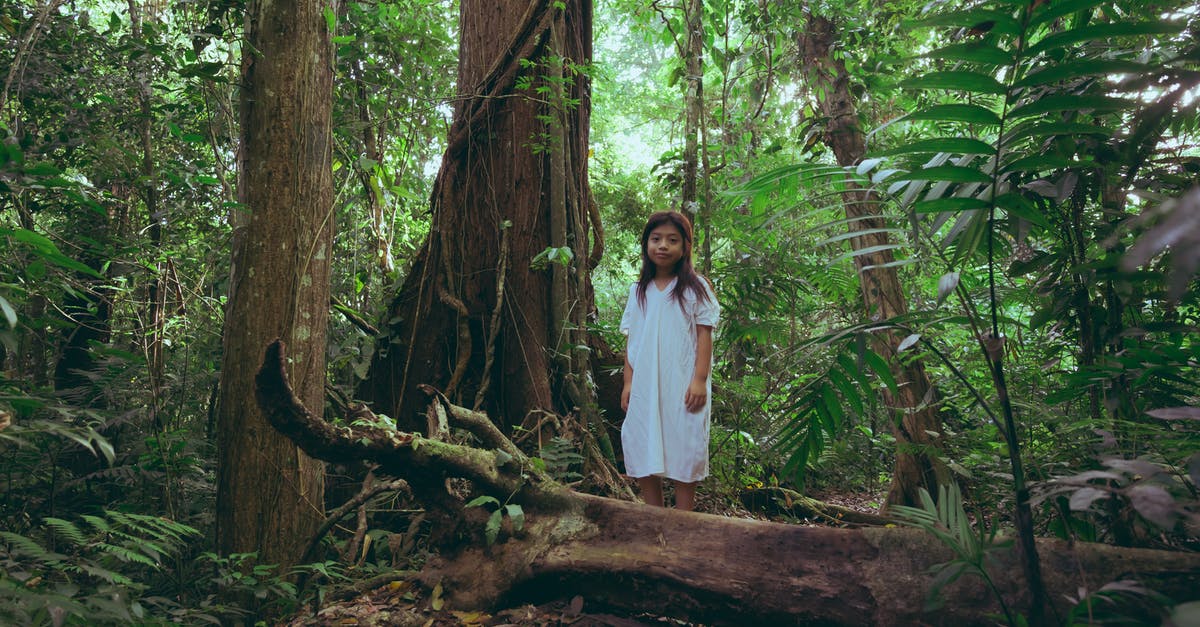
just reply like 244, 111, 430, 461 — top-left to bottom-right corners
685, 378, 707, 413
621, 385, 631, 412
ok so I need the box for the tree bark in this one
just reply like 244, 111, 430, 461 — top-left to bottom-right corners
797, 12, 953, 511
680, 0, 703, 216
215, 0, 333, 573
358, 0, 602, 434
258, 341, 1200, 626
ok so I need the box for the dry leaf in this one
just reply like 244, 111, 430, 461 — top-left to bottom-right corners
431, 582, 445, 611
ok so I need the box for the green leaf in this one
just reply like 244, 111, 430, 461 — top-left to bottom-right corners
910, 9, 1020, 37
0, 294, 16, 328
1026, 21, 1184, 58
912, 197, 990, 214
1003, 121, 1113, 146
465, 495, 499, 508
23, 162, 62, 177
922, 43, 1013, 66
815, 227, 905, 247
323, 6, 336, 32
504, 504, 525, 532
1028, 0, 1106, 30
1008, 94, 1133, 119
485, 509, 502, 545
900, 104, 1001, 126
891, 165, 993, 184
820, 384, 844, 429
900, 71, 1006, 95
827, 366, 863, 417
994, 193, 1050, 227
1013, 59, 1149, 88
878, 137, 996, 157
861, 349, 898, 395
1001, 154, 1091, 174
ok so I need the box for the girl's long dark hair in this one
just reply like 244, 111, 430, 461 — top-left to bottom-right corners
636, 211, 712, 312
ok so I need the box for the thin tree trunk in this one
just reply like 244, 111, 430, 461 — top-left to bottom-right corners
797, 12, 953, 510
680, 0, 703, 218
215, 0, 333, 575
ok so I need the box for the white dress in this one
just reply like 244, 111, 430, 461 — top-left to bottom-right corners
619, 277, 720, 483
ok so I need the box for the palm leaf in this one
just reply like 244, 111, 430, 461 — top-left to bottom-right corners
899, 104, 1002, 126
891, 165, 993, 184
1008, 94, 1133, 119
900, 71, 1006, 95
1013, 59, 1150, 88
910, 8, 1021, 36
922, 43, 1014, 67
1025, 21, 1184, 58
878, 137, 996, 157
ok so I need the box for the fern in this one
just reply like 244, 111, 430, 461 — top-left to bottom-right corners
42, 517, 88, 548
0, 510, 200, 625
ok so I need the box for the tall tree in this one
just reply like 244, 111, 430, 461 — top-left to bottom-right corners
360, 0, 603, 440
214, 0, 333, 572
797, 10, 953, 509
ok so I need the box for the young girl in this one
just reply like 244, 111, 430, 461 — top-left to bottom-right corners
620, 211, 719, 511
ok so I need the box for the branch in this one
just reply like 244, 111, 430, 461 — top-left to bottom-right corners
331, 296, 379, 336
256, 340, 571, 509
420, 384, 525, 462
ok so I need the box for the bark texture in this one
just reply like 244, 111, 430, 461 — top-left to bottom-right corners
214, 0, 333, 571
258, 341, 1200, 626
359, 0, 601, 432
797, 12, 953, 511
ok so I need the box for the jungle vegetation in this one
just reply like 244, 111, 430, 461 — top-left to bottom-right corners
1, 0, 1197, 624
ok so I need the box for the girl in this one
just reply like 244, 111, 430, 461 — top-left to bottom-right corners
619, 211, 719, 511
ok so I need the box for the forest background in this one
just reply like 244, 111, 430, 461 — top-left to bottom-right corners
1, 0, 1198, 624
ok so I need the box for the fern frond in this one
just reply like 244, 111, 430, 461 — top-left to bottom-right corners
96, 542, 160, 569
0, 531, 49, 558
42, 517, 87, 548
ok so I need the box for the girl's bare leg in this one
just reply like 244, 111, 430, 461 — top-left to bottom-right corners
675, 481, 697, 511
638, 476, 664, 507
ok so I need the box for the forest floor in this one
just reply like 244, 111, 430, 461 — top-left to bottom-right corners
281, 487, 885, 627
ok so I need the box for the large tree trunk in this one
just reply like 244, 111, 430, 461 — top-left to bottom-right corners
359, 0, 602, 435
214, 0, 333, 573
258, 341, 1200, 626
797, 12, 953, 511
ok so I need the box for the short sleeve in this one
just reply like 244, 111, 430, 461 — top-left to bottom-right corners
693, 280, 719, 328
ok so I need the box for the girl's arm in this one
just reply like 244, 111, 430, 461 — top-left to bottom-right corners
621, 355, 633, 411
685, 325, 714, 413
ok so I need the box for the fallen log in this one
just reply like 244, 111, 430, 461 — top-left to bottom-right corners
740, 486, 893, 527
256, 340, 1200, 625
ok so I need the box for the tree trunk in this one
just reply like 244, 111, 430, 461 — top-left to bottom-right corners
257, 341, 1200, 626
214, 0, 332, 573
359, 0, 601, 433
680, 0, 703, 216
797, 12, 953, 511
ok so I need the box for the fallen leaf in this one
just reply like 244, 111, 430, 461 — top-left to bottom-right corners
432, 582, 444, 611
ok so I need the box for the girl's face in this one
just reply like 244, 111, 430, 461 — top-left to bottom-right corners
645, 222, 685, 274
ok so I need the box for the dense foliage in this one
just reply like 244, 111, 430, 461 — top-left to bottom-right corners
1, 0, 1196, 623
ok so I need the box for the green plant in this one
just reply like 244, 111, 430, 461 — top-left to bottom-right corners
891, 483, 1015, 624
0, 510, 200, 626
464, 495, 526, 546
